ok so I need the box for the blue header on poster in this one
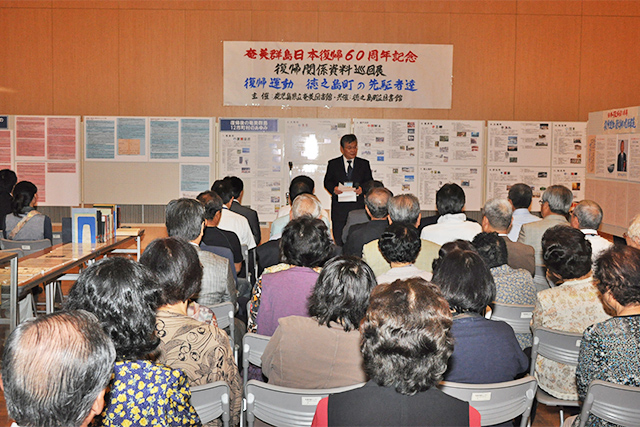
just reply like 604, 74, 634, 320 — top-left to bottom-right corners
220, 118, 278, 132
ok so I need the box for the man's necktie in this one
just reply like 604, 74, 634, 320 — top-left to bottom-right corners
347, 160, 353, 180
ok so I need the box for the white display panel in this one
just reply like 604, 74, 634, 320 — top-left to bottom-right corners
486, 166, 551, 210
419, 166, 483, 211
488, 121, 551, 167
419, 120, 484, 166
353, 119, 418, 165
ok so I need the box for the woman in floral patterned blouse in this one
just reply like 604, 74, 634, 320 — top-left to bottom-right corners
572, 245, 640, 427
66, 257, 201, 427
141, 237, 242, 427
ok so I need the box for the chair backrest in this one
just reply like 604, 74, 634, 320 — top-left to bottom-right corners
245, 380, 365, 427
489, 302, 535, 335
439, 376, 538, 427
190, 380, 231, 426
242, 332, 270, 385
0, 238, 51, 256
200, 243, 238, 283
209, 301, 235, 350
530, 327, 583, 376
578, 380, 640, 427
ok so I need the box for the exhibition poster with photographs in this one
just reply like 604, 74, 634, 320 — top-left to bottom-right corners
218, 118, 284, 222
552, 122, 586, 166
353, 119, 418, 165
552, 168, 585, 201
628, 135, 640, 182
370, 164, 417, 196
419, 166, 483, 211
486, 167, 551, 210
593, 134, 621, 179
284, 118, 350, 165
487, 121, 552, 167
419, 120, 484, 166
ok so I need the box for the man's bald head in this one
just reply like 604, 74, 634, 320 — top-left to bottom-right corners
291, 193, 323, 219
365, 187, 393, 219
2, 310, 116, 427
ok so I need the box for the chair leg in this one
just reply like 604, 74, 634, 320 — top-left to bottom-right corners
559, 408, 565, 427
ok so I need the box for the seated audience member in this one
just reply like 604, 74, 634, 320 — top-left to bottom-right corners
625, 213, 640, 249
211, 179, 256, 250
472, 232, 536, 349
270, 176, 331, 240
570, 200, 612, 262
507, 183, 541, 242
376, 222, 432, 284
249, 216, 334, 335
2, 310, 116, 427
262, 256, 377, 388
431, 244, 528, 384
363, 194, 440, 276
166, 198, 235, 307
341, 180, 385, 244
225, 175, 261, 246
343, 186, 393, 257
257, 193, 336, 275
140, 237, 241, 427
197, 190, 243, 274
65, 257, 201, 426
3, 180, 52, 243
481, 198, 535, 276
420, 183, 482, 246
531, 225, 610, 401
311, 279, 481, 427
518, 184, 573, 291
573, 245, 640, 427
0, 168, 17, 230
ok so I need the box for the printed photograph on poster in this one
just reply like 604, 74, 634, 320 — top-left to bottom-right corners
616, 135, 628, 179
552, 122, 586, 167
180, 164, 210, 198
488, 121, 551, 167
284, 119, 350, 166
353, 119, 418, 165
419, 120, 484, 166
116, 117, 148, 161
552, 168, 585, 201
418, 166, 483, 211
371, 164, 416, 196
486, 167, 551, 210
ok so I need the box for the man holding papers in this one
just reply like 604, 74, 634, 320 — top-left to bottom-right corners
324, 134, 373, 245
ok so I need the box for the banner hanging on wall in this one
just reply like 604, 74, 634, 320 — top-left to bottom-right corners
224, 42, 453, 109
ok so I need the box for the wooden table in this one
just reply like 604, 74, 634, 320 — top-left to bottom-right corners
0, 231, 144, 331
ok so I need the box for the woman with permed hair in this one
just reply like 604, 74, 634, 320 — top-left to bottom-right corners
140, 237, 241, 427
569, 245, 640, 427
248, 216, 334, 336
311, 278, 481, 426
262, 256, 377, 388
65, 257, 201, 426
431, 243, 528, 385
3, 180, 52, 243
531, 225, 610, 402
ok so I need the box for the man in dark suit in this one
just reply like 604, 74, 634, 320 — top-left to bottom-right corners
617, 140, 627, 172
323, 134, 373, 245
343, 187, 392, 257
225, 176, 261, 245
481, 198, 535, 276
341, 180, 386, 244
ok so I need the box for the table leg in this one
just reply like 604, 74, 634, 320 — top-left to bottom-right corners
45, 281, 56, 314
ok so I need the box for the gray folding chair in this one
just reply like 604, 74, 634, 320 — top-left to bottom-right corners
210, 301, 235, 352
245, 380, 365, 427
439, 376, 538, 427
242, 332, 270, 385
489, 302, 535, 335
0, 238, 51, 256
577, 380, 640, 427
190, 380, 231, 427
530, 327, 583, 427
